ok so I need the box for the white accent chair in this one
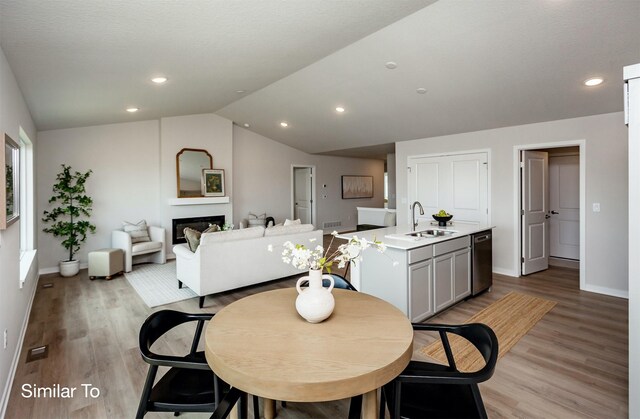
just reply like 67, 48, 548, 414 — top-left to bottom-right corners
112, 225, 166, 272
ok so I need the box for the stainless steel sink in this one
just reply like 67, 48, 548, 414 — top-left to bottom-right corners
406, 229, 456, 238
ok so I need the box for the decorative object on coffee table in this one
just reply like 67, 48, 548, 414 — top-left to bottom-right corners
42, 164, 96, 277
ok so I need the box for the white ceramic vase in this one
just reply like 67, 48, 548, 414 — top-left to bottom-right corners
59, 260, 80, 277
295, 269, 335, 323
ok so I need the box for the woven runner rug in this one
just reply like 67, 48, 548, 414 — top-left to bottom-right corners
124, 261, 197, 308
420, 291, 556, 372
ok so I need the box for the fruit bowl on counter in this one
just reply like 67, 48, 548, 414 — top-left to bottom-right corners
432, 213, 453, 226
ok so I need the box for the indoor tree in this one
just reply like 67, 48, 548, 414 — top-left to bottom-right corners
42, 164, 96, 274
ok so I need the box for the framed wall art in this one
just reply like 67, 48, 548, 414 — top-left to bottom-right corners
1, 133, 20, 229
202, 169, 225, 197
341, 175, 373, 199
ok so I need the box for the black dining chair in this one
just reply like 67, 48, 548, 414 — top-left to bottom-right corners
380, 322, 498, 419
136, 310, 259, 418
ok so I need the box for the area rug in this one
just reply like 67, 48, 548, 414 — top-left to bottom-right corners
420, 291, 557, 372
124, 261, 197, 308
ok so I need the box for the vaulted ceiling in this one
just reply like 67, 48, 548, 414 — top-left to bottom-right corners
1, 0, 639, 159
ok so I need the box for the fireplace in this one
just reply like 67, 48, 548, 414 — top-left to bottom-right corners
172, 215, 225, 244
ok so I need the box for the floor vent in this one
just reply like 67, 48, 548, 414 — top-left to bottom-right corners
323, 221, 342, 228
26, 345, 49, 363
42, 283, 54, 289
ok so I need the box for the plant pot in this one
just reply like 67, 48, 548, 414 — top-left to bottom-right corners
59, 260, 80, 277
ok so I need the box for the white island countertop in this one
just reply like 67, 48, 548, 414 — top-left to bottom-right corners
338, 223, 494, 250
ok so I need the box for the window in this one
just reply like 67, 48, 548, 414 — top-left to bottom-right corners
18, 127, 35, 286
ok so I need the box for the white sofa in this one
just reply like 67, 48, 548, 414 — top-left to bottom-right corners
173, 225, 323, 307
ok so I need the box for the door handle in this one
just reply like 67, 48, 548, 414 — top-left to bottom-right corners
551, 210, 559, 215
545, 214, 551, 219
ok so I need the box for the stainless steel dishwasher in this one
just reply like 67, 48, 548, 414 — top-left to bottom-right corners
471, 230, 493, 296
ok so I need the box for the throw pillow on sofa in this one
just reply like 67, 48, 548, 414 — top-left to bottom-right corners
248, 212, 266, 226
184, 227, 202, 252
123, 220, 150, 243
283, 218, 301, 226
184, 225, 221, 252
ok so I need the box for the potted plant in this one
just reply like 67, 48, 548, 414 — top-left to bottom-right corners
42, 164, 96, 277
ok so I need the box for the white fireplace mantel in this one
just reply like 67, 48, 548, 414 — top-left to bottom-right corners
168, 197, 230, 206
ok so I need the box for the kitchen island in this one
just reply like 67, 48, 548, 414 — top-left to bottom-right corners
339, 223, 493, 322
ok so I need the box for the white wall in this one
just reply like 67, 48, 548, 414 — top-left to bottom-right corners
0, 46, 38, 416
396, 112, 628, 296
233, 126, 384, 231
36, 121, 161, 270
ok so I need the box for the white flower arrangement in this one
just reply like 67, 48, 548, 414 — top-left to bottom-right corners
269, 231, 386, 272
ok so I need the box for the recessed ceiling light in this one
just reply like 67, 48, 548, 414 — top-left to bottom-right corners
335, 107, 345, 113
416, 88, 427, 94
243, 123, 250, 128
280, 122, 288, 127
236, 90, 246, 94
126, 107, 139, 113
584, 77, 603, 86
385, 61, 397, 69
151, 77, 167, 84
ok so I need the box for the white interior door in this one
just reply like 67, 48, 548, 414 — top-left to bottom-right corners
521, 150, 549, 275
408, 152, 488, 227
294, 167, 312, 224
549, 155, 580, 260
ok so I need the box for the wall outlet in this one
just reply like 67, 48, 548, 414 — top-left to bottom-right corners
3, 329, 7, 349
592, 203, 601, 212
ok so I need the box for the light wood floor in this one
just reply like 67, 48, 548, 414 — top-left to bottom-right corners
6, 245, 627, 418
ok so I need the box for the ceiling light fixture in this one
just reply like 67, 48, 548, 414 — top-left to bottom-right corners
280, 122, 288, 127
335, 107, 345, 113
243, 123, 250, 128
151, 77, 167, 84
385, 61, 398, 69
126, 107, 139, 113
236, 90, 246, 94
416, 88, 427, 94
584, 77, 603, 86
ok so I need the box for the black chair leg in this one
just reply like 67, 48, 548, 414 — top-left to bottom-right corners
210, 387, 243, 419
252, 395, 260, 419
135, 365, 158, 419
178, 280, 183, 289
348, 395, 362, 419
199, 296, 205, 308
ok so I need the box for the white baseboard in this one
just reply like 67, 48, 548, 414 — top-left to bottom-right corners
492, 267, 518, 277
0, 271, 39, 418
583, 284, 629, 299
39, 262, 88, 276
549, 257, 580, 269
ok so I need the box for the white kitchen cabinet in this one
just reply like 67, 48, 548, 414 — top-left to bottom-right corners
434, 244, 471, 313
409, 258, 434, 322
353, 228, 478, 321
434, 253, 454, 312
454, 248, 471, 301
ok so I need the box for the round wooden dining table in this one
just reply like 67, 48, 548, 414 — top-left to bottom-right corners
205, 287, 414, 419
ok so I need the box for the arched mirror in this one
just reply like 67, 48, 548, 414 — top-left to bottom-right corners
176, 148, 212, 198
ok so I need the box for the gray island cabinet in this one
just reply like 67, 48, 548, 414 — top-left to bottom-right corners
340, 223, 491, 322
